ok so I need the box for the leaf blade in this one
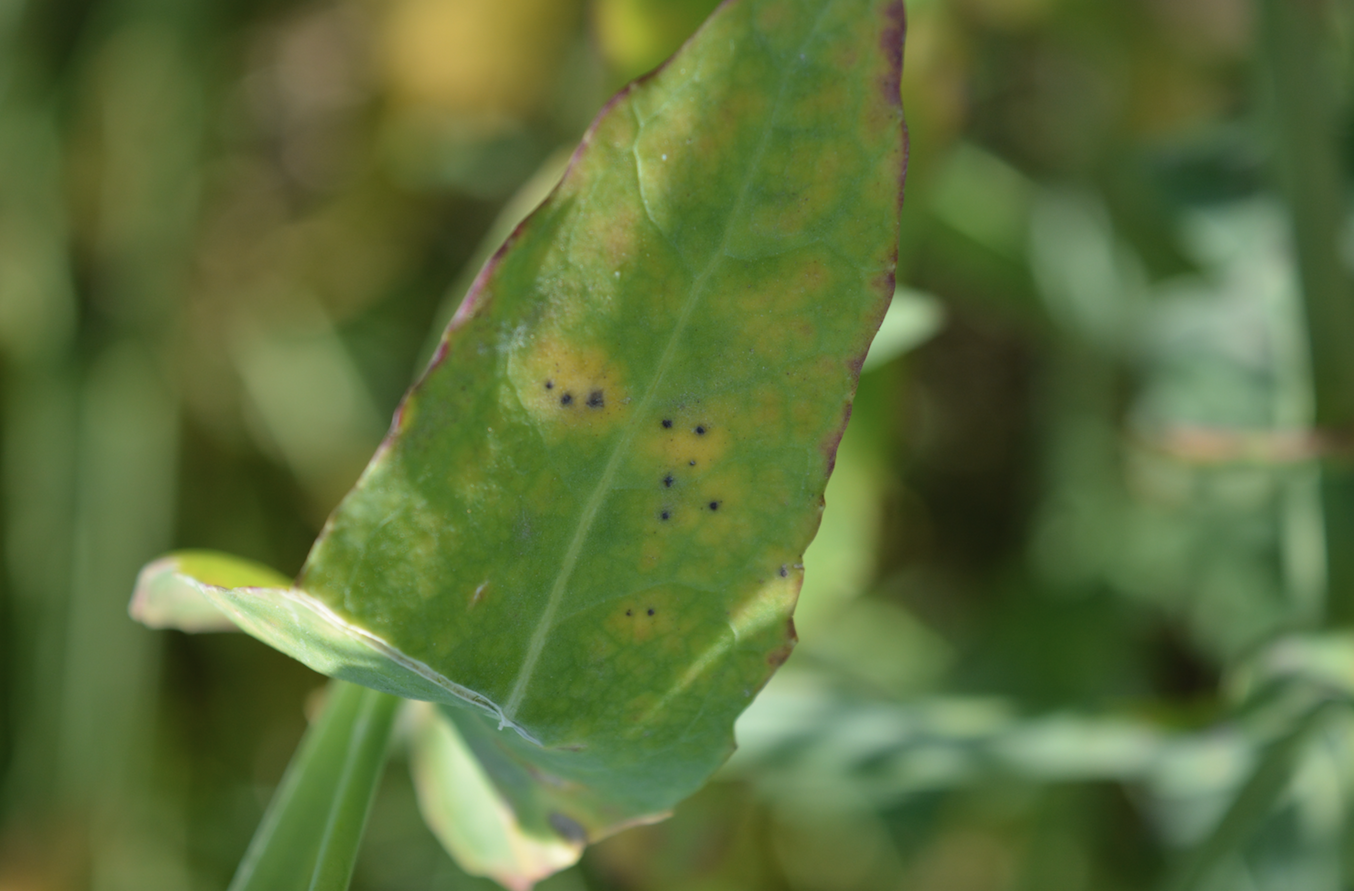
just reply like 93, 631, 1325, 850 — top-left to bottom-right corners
150, 0, 908, 856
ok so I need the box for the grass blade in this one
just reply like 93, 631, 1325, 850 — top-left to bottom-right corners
229, 681, 400, 891
1166, 700, 1339, 891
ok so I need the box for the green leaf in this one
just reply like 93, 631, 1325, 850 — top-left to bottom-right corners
138, 0, 907, 859
229, 681, 400, 891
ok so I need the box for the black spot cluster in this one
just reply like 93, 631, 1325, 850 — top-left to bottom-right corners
653, 418, 723, 524
659, 418, 708, 436
547, 381, 606, 410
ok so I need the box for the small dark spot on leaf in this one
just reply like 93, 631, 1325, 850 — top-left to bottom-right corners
709, 501, 720, 511
548, 812, 588, 845
625, 609, 632, 617
587, 390, 604, 408
662, 419, 673, 428
660, 511, 670, 520
779, 565, 789, 578
695, 425, 706, 435
544, 380, 553, 389
689, 460, 696, 466
647, 608, 655, 616
560, 393, 573, 406
663, 474, 674, 487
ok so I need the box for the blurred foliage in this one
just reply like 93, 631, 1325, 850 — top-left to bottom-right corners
6, 0, 1354, 889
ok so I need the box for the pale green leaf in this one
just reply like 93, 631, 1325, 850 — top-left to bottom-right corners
407, 702, 585, 891
129, 550, 291, 632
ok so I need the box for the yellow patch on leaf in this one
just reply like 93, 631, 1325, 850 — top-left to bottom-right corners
510, 337, 630, 435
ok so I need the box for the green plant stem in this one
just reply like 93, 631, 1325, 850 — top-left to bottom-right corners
229, 681, 401, 891
1257, 0, 1354, 623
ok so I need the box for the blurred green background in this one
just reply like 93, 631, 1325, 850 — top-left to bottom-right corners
6, 0, 1354, 888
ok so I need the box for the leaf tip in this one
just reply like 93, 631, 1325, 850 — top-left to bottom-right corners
129, 554, 241, 633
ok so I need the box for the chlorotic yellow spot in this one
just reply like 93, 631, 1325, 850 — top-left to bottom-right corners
606, 587, 686, 647
640, 412, 730, 469
509, 336, 629, 437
